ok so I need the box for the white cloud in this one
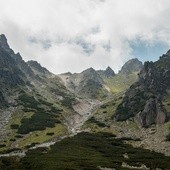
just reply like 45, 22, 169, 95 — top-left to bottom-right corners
0, 0, 170, 73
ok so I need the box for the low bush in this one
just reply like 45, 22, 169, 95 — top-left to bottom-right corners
1, 132, 170, 169
46, 132, 54, 136
10, 124, 19, 129
0, 144, 6, 148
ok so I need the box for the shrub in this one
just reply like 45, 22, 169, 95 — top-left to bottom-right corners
10, 124, 19, 129
0, 144, 6, 148
15, 135, 23, 138
166, 133, 170, 141
86, 117, 106, 127
46, 132, 54, 136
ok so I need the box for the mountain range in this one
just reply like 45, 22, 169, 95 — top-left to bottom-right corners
0, 34, 170, 169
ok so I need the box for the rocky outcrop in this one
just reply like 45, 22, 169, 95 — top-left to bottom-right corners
59, 67, 110, 99
115, 50, 170, 127
105, 66, 115, 77
0, 34, 14, 55
119, 58, 143, 75
14, 53, 35, 78
136, 98, 168, 127
27, 60, 51, 76
0, 34, 74, 110
77, 68, 105, 99
97, 66, 115, 78
0, 47, 24, 87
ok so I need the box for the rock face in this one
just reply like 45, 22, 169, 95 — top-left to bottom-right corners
27, 60, 51, 76
0, 35, 27, 108
59, 59, 143, 99
0, 48, 24, 87
115, 50, 170, 127
97, 66, 115, 78
136, 98, 167, 127
119, 58, 143, 75
77, 68, 105, 99
0, 34, 14, 55
0, 34, 74, 109
0, 34, 79, 135
59, 67, 110, 99
105, 66, 115, 77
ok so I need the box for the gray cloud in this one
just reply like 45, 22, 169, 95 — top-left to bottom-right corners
74, 38, 95, 55
102, 41, 111, 52
0, 0, 170, 73
29, 37, 52, 49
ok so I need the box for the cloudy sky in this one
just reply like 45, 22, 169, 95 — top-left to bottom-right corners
0, 0, 170, 73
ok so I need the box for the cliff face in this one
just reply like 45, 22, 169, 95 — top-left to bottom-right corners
119, 58, 143, 75
27, 60, 51, 76
0, 34, 78, 135
59, 59, 143, 99
136, 98, 168, 127
97, 66, 115, 78
0, 43, 25, 107
115, 50, 170, 127
0, 34, 75, 110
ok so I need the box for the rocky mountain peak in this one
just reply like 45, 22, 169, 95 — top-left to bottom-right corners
96, 66, 115, 78
81, 67, 103, 82
165, 49, 170, 56
0, 34, 7, 46
105, 66, 115, 77
15, 52, 23, 60
0, 34, 14, 54
27, 60, 50, 75
0, 34, 7, 43
115, 51, 170, 127
120, 58, 143, 75
82, 67, 96, 74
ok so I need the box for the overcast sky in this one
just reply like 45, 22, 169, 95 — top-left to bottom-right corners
0, 0, 170, 74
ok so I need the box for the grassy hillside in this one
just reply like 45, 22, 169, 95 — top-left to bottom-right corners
104, 72, 139, 93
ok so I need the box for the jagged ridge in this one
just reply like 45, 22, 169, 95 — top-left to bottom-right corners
115, 50, 170, 127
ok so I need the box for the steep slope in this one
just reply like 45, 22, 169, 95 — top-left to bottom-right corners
0, 43, 25, 108
59, 60, 142, 100
59, 68, 111, 99
119, 58, 143, 75
103, 59, 143, 93
97, 66, 115, 78
0, 34, 78, 150
0, 34, 74, 111
81, 59, 143, 133
27, 60, 51, 77
1, 34, 170, 166
76, 68, 108, 99
115, 50, 170, 127
0, 34, 35, 79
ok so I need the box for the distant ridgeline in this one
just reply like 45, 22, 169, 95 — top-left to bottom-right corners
2, 33, 169, 135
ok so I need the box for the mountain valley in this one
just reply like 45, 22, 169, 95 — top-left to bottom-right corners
0, 34, 170, 169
